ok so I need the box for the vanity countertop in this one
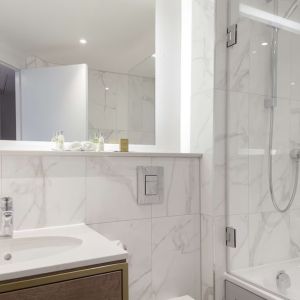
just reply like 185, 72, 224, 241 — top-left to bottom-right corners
0, 224, 128, 281
0, 141, 202, 158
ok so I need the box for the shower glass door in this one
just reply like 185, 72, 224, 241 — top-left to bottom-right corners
226, 0, 300, 298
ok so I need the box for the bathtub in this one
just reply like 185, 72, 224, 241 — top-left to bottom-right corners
225, 258, 300, 300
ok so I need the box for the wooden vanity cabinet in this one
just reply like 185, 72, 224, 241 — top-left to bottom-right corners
0, 261, 128, 300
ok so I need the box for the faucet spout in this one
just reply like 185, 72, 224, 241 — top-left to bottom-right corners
0, 197, 13, 238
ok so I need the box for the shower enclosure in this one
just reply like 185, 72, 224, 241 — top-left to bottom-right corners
226, 0, 300, 299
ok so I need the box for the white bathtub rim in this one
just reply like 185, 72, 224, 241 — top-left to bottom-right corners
225, 273, 287, 300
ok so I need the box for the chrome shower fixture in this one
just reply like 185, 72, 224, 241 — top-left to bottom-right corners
266, 0, 300, 213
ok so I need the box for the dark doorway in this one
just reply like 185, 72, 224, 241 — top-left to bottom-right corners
0, 64, 16, 140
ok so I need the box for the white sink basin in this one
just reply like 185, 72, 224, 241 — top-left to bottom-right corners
0, 236, 82, 264
0, 224, 127, 281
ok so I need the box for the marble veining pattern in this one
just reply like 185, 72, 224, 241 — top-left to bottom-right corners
227, 0, 300, 278
25, 56, 155, 145
0, 153, 201, 300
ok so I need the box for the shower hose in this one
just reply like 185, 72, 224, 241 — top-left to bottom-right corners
268, 106, 299, 212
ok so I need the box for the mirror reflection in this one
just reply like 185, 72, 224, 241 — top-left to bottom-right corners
0, 0, 155, 144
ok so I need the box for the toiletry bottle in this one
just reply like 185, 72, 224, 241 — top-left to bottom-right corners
57, 131, 65, 151
98, 133, 104, 152
51, 131, 58, 143
51, 131, 59, 150
120, 139, 129, 152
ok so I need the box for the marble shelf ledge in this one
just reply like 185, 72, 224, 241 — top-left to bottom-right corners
0, 141, 202, 158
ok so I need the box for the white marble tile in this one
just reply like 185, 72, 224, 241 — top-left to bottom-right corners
1, 155, 86, 229
152, 215, 200, 300
128, 76, 155, 133
25, 56, 56, 68
227, 91, 249, 215
289, 209, 300, 258
88, 69, 155, 145
249, 211, 291, 267
213, 89, 227, 216
86, 156, 151, 224
214, 0, 228, 91
91, 220, 152, 300
151, 157, 200, 218
200, 214, 214, 300
1, 155, 45, 230
88, 70, 128, 141
276, 30, 292, 100
228, 18, 251, 93
191, 89, 214, 155
128, 131, 155, 146
228, 214, 250, 271
192, 0, 215, 95
290, 100, 300, 149
248, 22, 272, 97
290, 36, 300, 101
214, 215, 227, 300
42, 156, 86, 226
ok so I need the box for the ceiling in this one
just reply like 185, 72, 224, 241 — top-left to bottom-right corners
0, 0, 155, 74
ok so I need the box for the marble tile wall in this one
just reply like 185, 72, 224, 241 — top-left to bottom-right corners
0, 153, 201, 300
25, 56, 155, 145
192, 0, 228, 299
226, 0, 300, 274
89, 69, 155, 145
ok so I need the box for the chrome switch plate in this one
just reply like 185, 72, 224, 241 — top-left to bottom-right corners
137, 166, 164, 205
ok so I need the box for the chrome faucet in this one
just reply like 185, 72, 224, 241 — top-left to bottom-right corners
0, 197, 13, 237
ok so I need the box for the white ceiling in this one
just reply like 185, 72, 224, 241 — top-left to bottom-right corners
0, 0, 155, 74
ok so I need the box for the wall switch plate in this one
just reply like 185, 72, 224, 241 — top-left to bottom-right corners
137, 166, 163, 205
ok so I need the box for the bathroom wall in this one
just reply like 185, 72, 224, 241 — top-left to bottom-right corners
227, 0, 300, 272
25, 56, 155, 145
191, 0, 228, 299
0, 152, 201, 300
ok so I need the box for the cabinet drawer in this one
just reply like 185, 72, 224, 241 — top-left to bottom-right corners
0, 263, 128, 300
226, 281, 266, 300
0, 271, 122, 300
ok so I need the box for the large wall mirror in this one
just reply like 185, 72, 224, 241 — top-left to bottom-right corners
0, 0, 155, 144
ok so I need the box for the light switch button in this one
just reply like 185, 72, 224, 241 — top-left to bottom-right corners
145, 175, 158, 195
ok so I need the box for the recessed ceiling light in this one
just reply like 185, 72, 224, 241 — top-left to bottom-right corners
291, 81, 296, 86
79, 39, 87, 44
261, 42, 268, 46
105, 87, 109, 91
152, 53, 156, 58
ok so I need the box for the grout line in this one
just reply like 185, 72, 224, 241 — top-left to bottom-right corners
87, 212, 201, 227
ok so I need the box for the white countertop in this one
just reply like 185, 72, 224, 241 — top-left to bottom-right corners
0, 141, 202, 158
0, 224, 128, 281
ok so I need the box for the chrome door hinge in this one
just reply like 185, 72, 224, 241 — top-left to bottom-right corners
227, 24, 237, 48
226, 227, 236, 248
